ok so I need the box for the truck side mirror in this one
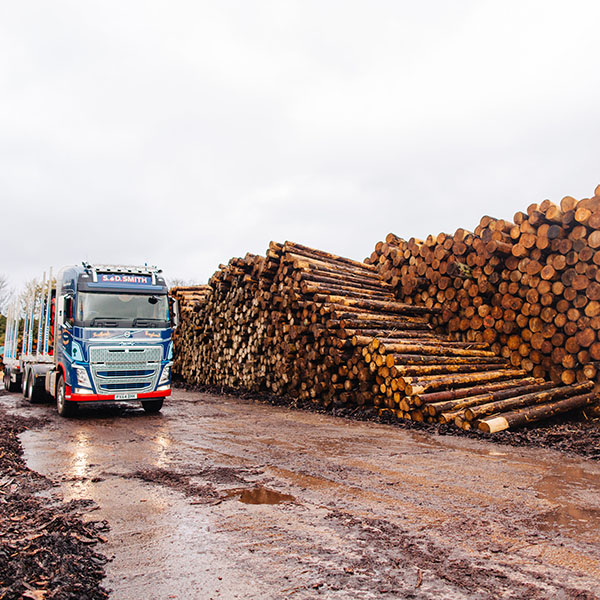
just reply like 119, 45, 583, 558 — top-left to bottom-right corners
169, 296, 179, 329
64, 296, 74, 326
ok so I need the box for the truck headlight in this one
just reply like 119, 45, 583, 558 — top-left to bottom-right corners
75, 367, 92, 388
158, 365, 171, 385
72, 342, 84, 362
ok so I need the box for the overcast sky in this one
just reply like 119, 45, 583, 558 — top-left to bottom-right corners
1, 1, 599, 291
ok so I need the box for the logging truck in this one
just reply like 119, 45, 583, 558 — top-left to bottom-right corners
2, 263, 178, 417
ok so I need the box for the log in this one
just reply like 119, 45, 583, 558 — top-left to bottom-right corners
426, 380, 555, 415
478, 393, 599, 433
464, 381, 593, 421
379, 343, 496, 358
413, 377, 542, 405
401, 369, 527, 396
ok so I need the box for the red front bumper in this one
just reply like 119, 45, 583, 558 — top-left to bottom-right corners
65, 386, 171, 402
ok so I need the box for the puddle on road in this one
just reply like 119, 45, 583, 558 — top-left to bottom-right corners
533, 465, 600, 541
237, 486, 295, 505
535, 507, 600, 535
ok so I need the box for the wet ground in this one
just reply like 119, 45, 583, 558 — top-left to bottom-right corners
0, 398, 109, 599
2, 388, 600, 599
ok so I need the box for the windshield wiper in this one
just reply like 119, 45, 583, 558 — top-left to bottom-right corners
132, 317, 166, 327
90, 317, 129, 327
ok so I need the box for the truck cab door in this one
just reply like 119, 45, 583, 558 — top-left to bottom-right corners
57, 294, 75, 361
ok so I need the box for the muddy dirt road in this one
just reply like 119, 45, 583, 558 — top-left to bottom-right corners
3, 388, 600, 599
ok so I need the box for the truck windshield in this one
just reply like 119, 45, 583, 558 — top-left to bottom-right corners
75, 292, 169, 328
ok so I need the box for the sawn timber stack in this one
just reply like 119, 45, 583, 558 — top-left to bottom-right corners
173, 237, 599, 432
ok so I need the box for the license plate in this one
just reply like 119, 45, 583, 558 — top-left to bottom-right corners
115, 393, 138, 400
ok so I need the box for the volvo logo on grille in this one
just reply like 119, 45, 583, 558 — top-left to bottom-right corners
123, 330, 132, 338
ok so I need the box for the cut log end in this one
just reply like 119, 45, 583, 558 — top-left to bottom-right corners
478, 416, 510, 433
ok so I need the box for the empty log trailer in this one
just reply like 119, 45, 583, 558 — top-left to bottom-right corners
2, 263, 179, 416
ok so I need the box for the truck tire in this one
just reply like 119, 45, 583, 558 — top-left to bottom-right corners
56, 375, 77, 417
22, 371, 31, 399
5, 371, 19, 393
27, 373, 44, 404
141, 398, 163, 413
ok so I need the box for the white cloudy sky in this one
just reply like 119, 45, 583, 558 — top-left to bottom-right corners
1, 1, 599, 290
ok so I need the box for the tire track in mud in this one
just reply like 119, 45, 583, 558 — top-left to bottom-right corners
321, 510, 598, 600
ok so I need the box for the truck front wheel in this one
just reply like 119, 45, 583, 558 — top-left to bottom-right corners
141, 398, 164, 413
56, 375, 77, 417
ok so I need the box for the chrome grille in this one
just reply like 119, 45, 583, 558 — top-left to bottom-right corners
88, 346, 161, 394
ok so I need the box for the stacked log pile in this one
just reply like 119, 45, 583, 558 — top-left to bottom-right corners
172, 235, 599, 432
367, 187, 600, 390
171, 285, 211, 382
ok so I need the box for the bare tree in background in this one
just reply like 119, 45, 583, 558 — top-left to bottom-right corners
1, 277, 52, 319
18, 278, 43, 317
169, 278, 201, 288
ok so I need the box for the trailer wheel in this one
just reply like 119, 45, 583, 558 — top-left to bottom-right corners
141, 398, 163, 413
56, 375, 77, 417
5, 371, 19, 393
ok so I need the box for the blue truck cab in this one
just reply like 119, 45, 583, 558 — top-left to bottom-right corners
44, 263, 179, 416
